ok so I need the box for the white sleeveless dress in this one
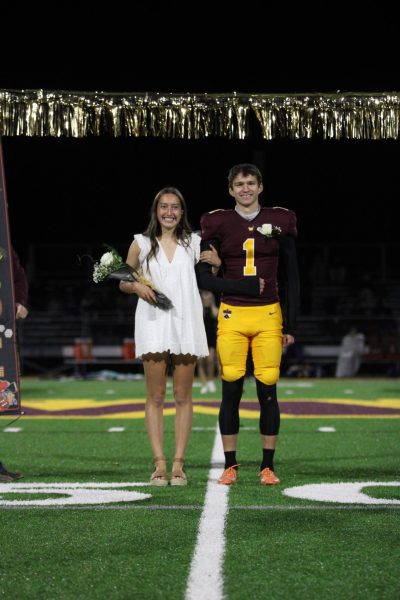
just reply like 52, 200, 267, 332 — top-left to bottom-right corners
133, 233, 209, 359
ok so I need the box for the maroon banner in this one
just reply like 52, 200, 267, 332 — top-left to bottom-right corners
0, 137, 21, 415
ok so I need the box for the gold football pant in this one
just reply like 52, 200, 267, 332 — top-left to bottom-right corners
217, 302, 283, 385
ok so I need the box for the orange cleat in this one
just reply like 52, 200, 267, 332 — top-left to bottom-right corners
259, 467, 280, 485
218, 465, 239, 485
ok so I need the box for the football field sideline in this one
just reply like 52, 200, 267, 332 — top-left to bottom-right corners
1, 379, 399, 598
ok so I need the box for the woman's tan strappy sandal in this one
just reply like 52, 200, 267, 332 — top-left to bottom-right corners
170, 458, 187, 486
150, 456, 168, 487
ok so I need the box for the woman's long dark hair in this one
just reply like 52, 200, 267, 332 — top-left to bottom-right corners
143, 187, 192, 267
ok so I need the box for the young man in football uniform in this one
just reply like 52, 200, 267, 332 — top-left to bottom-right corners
197, 163, 300, 485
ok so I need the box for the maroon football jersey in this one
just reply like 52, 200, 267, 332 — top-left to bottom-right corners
200, 207, 297, 306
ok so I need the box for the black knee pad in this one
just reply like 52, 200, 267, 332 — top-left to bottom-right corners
218, 377, 244, 435
256, 379, 280, 436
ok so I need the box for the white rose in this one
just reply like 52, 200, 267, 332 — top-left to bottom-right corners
4, 329, 13, 338
100, 252, 114, 266
261, 223, 272, 235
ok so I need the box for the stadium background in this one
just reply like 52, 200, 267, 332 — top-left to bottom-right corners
0, 8, 399, 378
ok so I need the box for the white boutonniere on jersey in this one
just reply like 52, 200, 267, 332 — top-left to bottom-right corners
92, 246, 173, 310
256, 223, 282, 237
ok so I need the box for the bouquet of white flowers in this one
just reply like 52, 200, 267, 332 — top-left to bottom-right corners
93, 247, 173, 310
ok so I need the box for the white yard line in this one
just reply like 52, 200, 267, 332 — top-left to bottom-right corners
185, 425, 229, 600
2, 504, 400, 511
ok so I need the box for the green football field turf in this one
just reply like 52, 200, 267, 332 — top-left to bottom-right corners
0, 378, 399, 599
16, 376, 400, 401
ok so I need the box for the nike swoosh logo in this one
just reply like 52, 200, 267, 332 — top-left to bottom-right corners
269, 311, 277, 315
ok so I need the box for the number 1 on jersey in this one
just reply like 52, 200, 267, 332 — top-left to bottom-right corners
243, 238, 257, 275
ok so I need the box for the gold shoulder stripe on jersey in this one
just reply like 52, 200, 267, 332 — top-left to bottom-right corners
272, 206, 289, 211
208, 209, 224, 214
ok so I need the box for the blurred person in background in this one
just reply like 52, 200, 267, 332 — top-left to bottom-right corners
335, 327, 366, 377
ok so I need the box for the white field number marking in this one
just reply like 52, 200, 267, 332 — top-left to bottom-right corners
283, 482, 400, 504
0, 482, 151, 506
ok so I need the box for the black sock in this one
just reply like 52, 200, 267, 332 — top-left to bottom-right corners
261, 449, 275, 471
224, 451, 238, 469
219, 378, 244, 435
256, 381, 280, 436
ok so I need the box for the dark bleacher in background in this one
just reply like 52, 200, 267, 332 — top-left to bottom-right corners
16, 242, 400, 378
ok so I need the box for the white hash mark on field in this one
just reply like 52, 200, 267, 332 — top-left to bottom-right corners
185, 425, 228, 600
193, 426, 256, 432
108, 427, 125, 432
3, 427, 22, 432
318, 427, 336, 432
192, 427, 219, 431
278, 382, 314, 388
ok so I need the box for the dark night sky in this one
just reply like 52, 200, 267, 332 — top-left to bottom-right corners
2, 135, 399, 256
1, 11, 399, 267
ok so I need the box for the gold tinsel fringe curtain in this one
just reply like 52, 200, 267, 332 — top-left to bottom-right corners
0, 89, 399, 140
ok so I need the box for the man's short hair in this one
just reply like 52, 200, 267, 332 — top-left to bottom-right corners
228, 163, 263, 188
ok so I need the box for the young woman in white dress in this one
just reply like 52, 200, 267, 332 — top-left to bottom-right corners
119, 187, 209, 486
